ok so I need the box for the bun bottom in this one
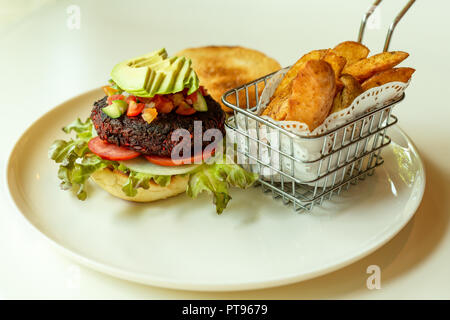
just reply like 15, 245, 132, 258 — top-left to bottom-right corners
91, 168, 188, 202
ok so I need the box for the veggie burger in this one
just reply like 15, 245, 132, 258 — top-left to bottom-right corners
49, 48, 257, 213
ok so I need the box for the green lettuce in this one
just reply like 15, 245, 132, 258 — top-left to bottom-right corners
187, 160, 258, 214
49, 118, 258, 213
49, 118, 105, 200
49, 118, 170, 200
117, 163, 172, 197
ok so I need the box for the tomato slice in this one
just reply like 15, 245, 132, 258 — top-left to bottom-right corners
88, 137, 140, 161
144, 148, 215, 166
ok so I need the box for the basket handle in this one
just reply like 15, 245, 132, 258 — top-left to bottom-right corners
383, 0, 415, 51
357, 0, 382, 44
357, 0, 416, 51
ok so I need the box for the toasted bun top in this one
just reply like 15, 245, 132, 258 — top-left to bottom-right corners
176, 46, 281, 112
91, 168, 188, 203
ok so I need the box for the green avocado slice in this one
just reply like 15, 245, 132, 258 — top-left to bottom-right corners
111, 48, 167, 92
172, 57, 190, 93
148, 72, 165, 96
111, 65, 148, 92
128, 48, 167, 66
150, 56, 177, 71
186, 70, 199, 94
110, 48, 200, 97
173, 59, 191, 93
157, 70, 175, 95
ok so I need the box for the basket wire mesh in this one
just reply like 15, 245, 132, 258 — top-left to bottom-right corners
223, 77, 402, 211
221, 0, 414, 212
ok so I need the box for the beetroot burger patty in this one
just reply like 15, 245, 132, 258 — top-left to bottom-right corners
90, 95, 226, 157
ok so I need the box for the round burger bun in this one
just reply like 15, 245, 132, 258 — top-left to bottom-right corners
176, 46, 281, 112
91, 168, 188, 202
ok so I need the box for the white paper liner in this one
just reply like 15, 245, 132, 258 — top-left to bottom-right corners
226, 67, 410, 187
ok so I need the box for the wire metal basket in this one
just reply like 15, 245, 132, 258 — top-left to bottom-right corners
222, 0, 414, 212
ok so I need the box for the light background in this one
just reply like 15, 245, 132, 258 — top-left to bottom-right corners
0, 0, 449, 299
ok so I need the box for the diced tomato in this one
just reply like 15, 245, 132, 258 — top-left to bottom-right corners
126, 100, 145, 117
170, 92, 185, 107
107, 94, 125, 105
126, 95, 137, 104
186, 91, 198, 103
144, 148, 215, 166
175, 103, 196, 115
137, 97, 154, 104
199, 86, 208, 96
153, 95, 174, 113
88, 137, 140, 161
102, 85, 118, 97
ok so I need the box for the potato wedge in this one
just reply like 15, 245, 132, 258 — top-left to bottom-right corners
342, 51, 409, 82
263, 49, 328, 118
333, 41, 370, 66
273, 50, 328, 99
361, 67, 415, 91
331, 91, 343, 114
322, 50, 347, 90
262, 92, 290, 120
285, 60, 336, 131
341, 75, 364, 108
331, 74, 363, 114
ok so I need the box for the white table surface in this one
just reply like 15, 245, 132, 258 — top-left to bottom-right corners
1, 0, 449, 299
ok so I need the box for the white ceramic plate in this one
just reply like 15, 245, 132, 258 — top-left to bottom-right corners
6, 88, 425, 291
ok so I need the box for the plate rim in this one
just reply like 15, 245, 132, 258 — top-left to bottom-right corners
4, 88, 426, 291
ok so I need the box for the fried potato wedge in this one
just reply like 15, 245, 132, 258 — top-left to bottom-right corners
331, 91, 343, 114
263, 44, 412, 132
263, 49, 328, 118
263, 94, 290, 120
331, 74, 363, 114
322, 50, 347, 90
261, 86, 287, 118
277, 49, 328, 95
333, 41, 370, 66
285, 60, 336, 131
361, 67, 415, 91
342, 51, 409, 82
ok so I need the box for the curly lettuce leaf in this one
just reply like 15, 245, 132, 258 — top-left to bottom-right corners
118, 164, 172, 197
50, 118, 258, 213
49, 118, 170, 200
187, 159, 258, 214
49, 118, 99, 199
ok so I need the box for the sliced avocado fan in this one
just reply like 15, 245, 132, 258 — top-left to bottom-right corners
110, 48, 200, 97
